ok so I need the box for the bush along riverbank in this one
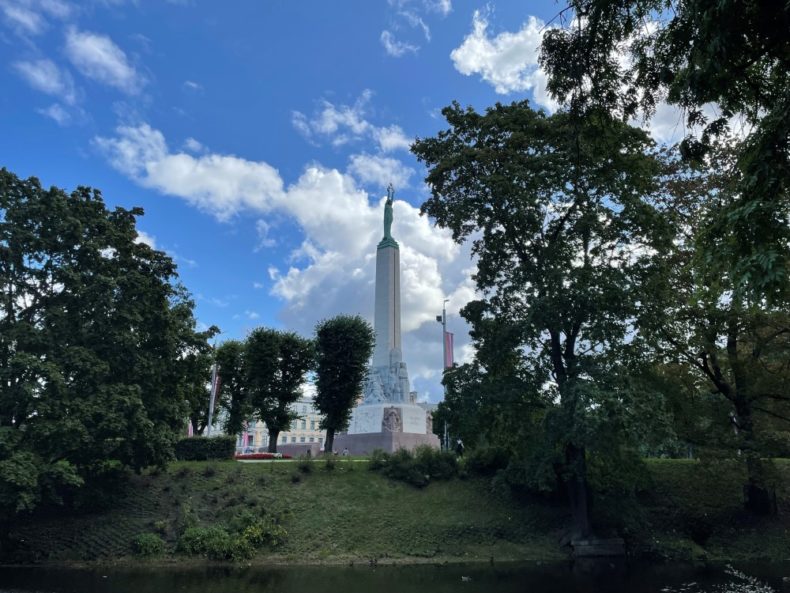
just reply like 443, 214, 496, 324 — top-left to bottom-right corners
2, 453, 790, 566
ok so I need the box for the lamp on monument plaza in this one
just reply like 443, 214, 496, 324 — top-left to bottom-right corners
436, 298, 453, 450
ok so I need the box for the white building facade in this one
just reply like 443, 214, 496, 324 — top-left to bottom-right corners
236, 397, 326, 451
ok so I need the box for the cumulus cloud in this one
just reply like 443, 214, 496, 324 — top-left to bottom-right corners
134, 229, 157, 249
13, 58, 77, 104
347, 153, 415, 189
65, 28, 144, 94
95, 122, 474, 400
380, 30, 418, 57
183, 137, 205, 153
293, 91, 413, 152
451, 11, 558, 111
1, 2, 44, 34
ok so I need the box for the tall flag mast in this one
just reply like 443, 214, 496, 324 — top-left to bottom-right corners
206, 362, 221, 437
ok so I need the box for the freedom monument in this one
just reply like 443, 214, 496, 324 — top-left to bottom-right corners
334, 185, 440, 454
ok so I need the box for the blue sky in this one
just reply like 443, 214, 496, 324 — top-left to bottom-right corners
0, 0, 682, 401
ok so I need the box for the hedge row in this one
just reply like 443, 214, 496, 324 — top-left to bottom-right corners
174, 436, 236, 461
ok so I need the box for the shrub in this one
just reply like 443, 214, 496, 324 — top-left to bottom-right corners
152, 520, 168, 535
290, 472, 301, 484
369, 447, 458, 488
324, 457, 337, 471
174, 436, 236, 461
369, 449, 388, 470
177, 526, 252, 561
132, 533, 165, 557
175, 499, 199, 535
465, 446, 510, 476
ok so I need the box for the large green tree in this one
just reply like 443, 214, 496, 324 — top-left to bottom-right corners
314, 315, 375, 454
412, 101, 669, 537
540, 0, 790, 297
216, 339, 249, 437
245, 328, 313, 453
639, 144, 790, 513
0, 169, 207, 523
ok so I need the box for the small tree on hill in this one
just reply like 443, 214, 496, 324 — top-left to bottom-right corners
216, 339, 249, 436
314, 315, 375, 454
245, 328, 313, 453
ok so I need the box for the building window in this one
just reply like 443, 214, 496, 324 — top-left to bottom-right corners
318, 437, 323, 444
247, 435, 253, 446
291, 420, 297, 430
309, 437, 314, 443
281, 435, 287, 443
301, 420, 306, 430
301, 405, 307, 414
310, 420, 316, 430
291, 437, 296, 443
300, 437, 305, 443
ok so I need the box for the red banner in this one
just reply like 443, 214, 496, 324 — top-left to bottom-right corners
444, 331, 454, 368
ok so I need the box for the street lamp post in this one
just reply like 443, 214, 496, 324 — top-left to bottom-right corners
436, 298, 449, 450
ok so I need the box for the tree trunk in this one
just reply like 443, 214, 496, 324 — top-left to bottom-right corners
566, 443, 593, 539
325, 427, 336, 454
735, 401, 777, 515
268, 429, 279, 453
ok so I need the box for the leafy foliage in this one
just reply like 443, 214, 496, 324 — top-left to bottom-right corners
0, 169, 210, 519
173, 437, 236, 461
369, 446, 459, 488
540, 0, 790, 296
313, 315, 375, 453
132, 532, 165, 557
245, 328, 313, 452
413, 101, 670, 535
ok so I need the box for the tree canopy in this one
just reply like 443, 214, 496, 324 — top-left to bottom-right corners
314, 315, 375, 454
0, 169, 210, 519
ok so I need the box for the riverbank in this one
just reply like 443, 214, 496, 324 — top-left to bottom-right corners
2, 458, 789, 566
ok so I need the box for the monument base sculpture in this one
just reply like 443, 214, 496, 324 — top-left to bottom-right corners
333, 403, 440, 455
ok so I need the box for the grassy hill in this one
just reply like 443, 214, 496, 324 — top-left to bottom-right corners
3, 458, 790, 565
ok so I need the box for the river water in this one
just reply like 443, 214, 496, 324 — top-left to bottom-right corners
0, 561, 787, 593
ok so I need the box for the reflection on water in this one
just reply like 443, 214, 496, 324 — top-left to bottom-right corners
0, 561, 785, 593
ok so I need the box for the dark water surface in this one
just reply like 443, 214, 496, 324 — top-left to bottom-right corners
0, 561, 787, 593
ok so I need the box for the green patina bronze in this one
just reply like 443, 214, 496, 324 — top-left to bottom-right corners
378, 183, 399, 249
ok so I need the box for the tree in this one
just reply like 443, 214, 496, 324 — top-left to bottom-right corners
314, 315, 375, 454
0, 168, 206, 523
412, 101, 669, 538
216, 340, 249, 437
540, 0, 790, 297
639, 144, 790, 513
245, 328, 313, 453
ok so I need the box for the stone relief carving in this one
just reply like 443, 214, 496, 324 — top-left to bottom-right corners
425, 412, 433, 434
382, 406, 402, 433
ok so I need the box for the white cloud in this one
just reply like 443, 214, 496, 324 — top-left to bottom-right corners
183, 137, 204, 153
13, 59, 76, 104
134, 230, 157, 249
1, 3, 44, 34
255, 219, 276, 249
426, 0, 450, 16
65, 28, 144, 94
183, 80, 202, 91
94, 123, 284, 221
451, 11, 558, 111
245, 310, 260, 320
37, 102, 69, 125
380, 30, 418, 57
399, 10, 430, 41
96, 122, 475, 401
293, 91, 412, 153
347, 153, 414, 189
253, 282, 264, 289
373, 124, 412, 152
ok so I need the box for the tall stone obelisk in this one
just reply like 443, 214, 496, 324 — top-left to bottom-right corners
334, 185, 440, 454
372, 188, 402, 369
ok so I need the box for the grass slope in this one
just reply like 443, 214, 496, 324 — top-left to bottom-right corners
5, 458, 790, 565
4, 459, 566, 564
